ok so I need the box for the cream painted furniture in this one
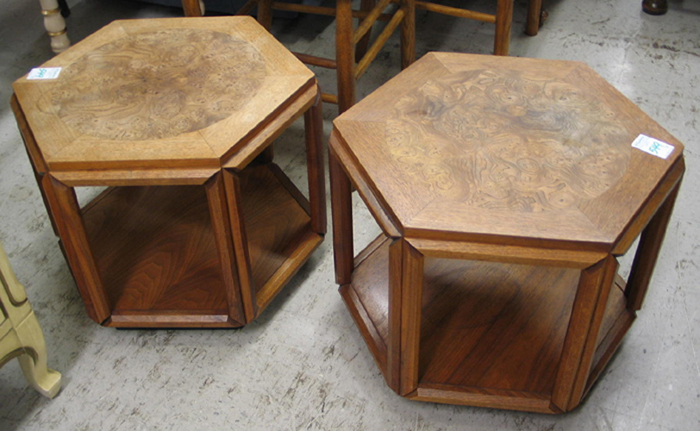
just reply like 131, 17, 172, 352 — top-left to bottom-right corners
0, 241, 61, 398
40, 0, 70, 53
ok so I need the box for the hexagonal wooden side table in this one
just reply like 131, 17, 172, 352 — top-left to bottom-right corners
329, 53, 685, 413
11, 17, 326, 328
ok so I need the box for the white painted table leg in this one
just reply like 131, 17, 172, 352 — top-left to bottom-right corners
40, 0, 70, 53
0, 241, 61, 398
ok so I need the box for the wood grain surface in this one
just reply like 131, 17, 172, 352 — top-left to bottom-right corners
42, 29, 265, 141
386, 70, 630, 212
78, 162, 317, 326
341, 239, 580, 394
13, 17, 314, 172
13, 17, 325, 328
237, 164, 313, 297
418, 257, 579, 395
340, 236, 639, 411
82, 185, 228, 315
333, 53, 685, 250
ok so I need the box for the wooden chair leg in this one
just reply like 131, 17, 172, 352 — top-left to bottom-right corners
257, 0, 274, 30
182, 0, 204, 16
494, 0, 513, 56
336, 0, 356, 114
525, 0, 542, 36
399, 0, 416, 69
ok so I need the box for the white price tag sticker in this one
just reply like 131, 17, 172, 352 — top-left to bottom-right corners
631, 134, 674, 159
27, 67, 62, 80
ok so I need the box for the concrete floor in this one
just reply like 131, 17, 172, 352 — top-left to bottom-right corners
1, 0, 699, 429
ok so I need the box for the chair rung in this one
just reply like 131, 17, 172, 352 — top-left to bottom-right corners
353, 0, 394, 44
293, 52, 337, 69
236, 0, 259, 15
322, 93, 339, 104
271, 2, 393, 21
412, 1, 495, 23
355, 8, 405, 79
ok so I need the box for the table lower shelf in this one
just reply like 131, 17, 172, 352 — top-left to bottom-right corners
79, 162, 319, 328
341, 235, 635, 412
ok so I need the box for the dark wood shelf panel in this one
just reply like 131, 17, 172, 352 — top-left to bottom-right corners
82, 163, 315, 327
83, 184, 227, 319
586, 276, 635, 394
340, 236, 392, 373
240, 164, 312, 296
344, 235, 634, 405
418, 256, 580, 395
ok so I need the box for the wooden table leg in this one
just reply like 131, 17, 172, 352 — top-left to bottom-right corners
626, 179, 682, 311
223, 170, 257, 323
329, 142, 353, 285
304, 89, 327, 236
205, 172, 246, 325
552, 255, 618, 412
396, 239, 423, 395
41, 175, 111, 323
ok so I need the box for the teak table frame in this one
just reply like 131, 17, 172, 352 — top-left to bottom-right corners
329, 53, 685, 413
11, 17, 326, 328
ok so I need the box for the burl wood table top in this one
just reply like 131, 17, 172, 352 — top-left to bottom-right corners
13, 17, 314, 172
332, 52, 685, 251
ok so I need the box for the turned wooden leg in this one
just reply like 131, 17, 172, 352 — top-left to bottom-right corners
39, 0, 70, 53
336, 0, 356, 114
494, 0, 513, 56
16, 311, 62, 399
